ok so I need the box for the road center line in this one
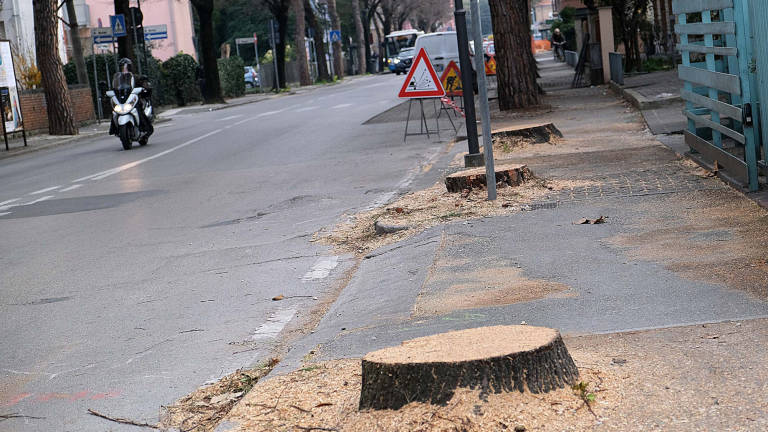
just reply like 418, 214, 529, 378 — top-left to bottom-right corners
27, 195, 55, 205
60, 184, 83, 192
29, 186, 61, 195
294, 106, 318, 112
332, 103, 353, 109
0, 198, 20, 206
0, 212, 10, 217
302, 256, 339, 281
73, 129, 224, 182
216, 114, 244, 121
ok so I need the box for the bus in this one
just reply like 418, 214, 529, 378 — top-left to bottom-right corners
384, 29, 424, 72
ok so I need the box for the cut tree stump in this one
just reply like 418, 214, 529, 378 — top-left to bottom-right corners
445, 163, 532, 193
491, 123, 563, 145
359, 325, 578, 410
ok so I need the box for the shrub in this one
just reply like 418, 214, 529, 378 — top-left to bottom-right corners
218, 56, 245, 98
161, 53, 201, 106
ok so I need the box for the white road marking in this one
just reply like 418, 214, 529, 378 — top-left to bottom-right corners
74, 129, 224, 182
27, 195, 54, 205
332, 103, 353, 109
60, 184, 83, 192
294, 106, 318, 112
29, 186, 61, 195
302, 256, 339, 281
0, 212, 10, 216
251, 308, 297, 340
0, 198, 20, 206
217, 114, 244, 121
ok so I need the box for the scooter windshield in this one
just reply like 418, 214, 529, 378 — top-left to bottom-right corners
113, 72, 134, 103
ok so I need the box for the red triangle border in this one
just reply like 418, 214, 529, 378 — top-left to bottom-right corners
398, 48, 446, 98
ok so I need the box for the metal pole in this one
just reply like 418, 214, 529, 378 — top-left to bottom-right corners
255, 39, 264, 93
470, 0, 496, 200
92, 49, 102, 124
453, 0, 482, 167
130, 7, 142, 74
270, 19, 280, 91
1, 91, 8, 151
105, 54, 111, 89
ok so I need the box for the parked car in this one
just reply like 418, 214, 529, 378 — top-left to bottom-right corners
414, 32, 477, 92
393, 47, 416, 75
244, 66, 259, 88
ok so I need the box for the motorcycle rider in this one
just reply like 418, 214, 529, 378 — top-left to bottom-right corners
551, 28, 566, 61
109, 58, 153, 138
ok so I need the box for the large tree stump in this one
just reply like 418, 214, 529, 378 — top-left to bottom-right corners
359, 325, 578, 410
445, 163, 533, 193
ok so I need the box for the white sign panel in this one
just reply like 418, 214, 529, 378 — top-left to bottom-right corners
0, 41, 22, 133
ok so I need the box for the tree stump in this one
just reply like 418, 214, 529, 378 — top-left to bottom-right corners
445, 163, 532, 193
359, 325, 578, 410
492, 123, 563, 145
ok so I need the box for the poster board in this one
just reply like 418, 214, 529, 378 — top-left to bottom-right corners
0, 41, 23, 133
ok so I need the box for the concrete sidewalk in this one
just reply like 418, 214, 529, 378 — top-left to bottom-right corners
216, 56, 768, 432
610, 69, 686, 136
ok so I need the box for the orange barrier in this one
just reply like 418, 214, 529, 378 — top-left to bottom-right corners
532, 39, 552, 53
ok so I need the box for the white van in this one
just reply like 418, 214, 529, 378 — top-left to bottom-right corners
413, 31, 476, 75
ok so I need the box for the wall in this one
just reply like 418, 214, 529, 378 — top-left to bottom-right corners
0, 0, 69, 64
85, 0, 197, 61
20, 86, 96, 132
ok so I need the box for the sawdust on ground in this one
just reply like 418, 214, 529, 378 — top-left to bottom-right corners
223, 319, 768, 432
414, 266, 573, 317
606, 188, 768, 298
159, 358, 278, 432
313, 177, 584, 254
224, 358, 607, 432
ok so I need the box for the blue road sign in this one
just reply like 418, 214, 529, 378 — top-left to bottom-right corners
330, 30, 341, 43
143, 24, 168, 41
110, 14, 127, 37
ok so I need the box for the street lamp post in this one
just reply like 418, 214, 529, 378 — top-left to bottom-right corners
453, 0, 483, 167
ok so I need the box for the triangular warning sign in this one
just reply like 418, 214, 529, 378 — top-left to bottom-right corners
440, 60, 463, 97
485, 55, 497, 76
398, 48, 445, 98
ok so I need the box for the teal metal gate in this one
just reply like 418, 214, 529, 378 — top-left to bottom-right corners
673, 0, 762, 191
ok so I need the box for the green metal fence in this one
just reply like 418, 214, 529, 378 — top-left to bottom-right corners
673, 0, 762, 191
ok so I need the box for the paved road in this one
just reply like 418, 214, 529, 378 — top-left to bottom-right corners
0, 74, 446, 431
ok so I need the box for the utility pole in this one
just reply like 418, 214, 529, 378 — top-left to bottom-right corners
453, 0, 483, 167
470, 0, 496, 200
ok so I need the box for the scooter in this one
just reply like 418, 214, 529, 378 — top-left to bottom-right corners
106, 74, 154, 150
552, 42, 566, 62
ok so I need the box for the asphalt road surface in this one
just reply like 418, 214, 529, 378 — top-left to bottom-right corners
0, 74, 445, 431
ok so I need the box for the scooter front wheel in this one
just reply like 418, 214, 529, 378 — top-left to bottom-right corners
119, 125, 132, 150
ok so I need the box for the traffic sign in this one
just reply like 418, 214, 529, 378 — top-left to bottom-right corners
440, 61, 463, 97
92, 27, 113, 44
110, 14, 127, 37
235, 37, 253, 45
329, 30, 341, 43
398, 48, 445, 98
144, 24, 168, 40
253, 33, 258, 45
485, 55, 497, 76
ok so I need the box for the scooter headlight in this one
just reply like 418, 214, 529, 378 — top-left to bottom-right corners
113, 103, 134, 114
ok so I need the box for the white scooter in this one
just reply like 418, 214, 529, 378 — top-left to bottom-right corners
106, 72, 154, 150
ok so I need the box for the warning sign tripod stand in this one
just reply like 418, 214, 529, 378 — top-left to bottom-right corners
398, 48, 451, 143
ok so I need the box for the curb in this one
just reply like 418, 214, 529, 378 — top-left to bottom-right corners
608, 80, 682, 110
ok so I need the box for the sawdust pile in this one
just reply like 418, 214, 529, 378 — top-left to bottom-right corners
314, 176, 580, 254
160, 358, 278, 432
225, 359, 610, 432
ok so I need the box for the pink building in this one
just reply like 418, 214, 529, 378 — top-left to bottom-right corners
85, 0, 197, 61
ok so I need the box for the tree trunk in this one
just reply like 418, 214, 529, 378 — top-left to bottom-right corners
191, 0, 224, 103
306, 0, 330, 82
293, 0, 311, 85
488, 0, 540, 110
65, 0, 89, 86
359, 326, 579, 410
33, 0, 78, 135
113, 0, 134, 63
327, 0, 343, 79
351, 0, 366, 74
659, 0, 668, 52
276, 12, 288, 88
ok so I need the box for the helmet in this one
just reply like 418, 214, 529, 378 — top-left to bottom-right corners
554, 28, 561, 35
119, 57, 133, 73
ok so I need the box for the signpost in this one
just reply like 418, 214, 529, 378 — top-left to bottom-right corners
329, 30, 341, 43
440, 61, 463, 97
470, 0, 496, 200
110, 14, 127, 37
143, 24, 168, 41
269, 19, 280, 91
398, 48, 445, 142
0, 41, 26, 150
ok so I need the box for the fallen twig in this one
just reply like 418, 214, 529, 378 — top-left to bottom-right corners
1, 413, 44, 421
87, 409, 159, 429
296, 426, 338, 432
290, 404, 311, 413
